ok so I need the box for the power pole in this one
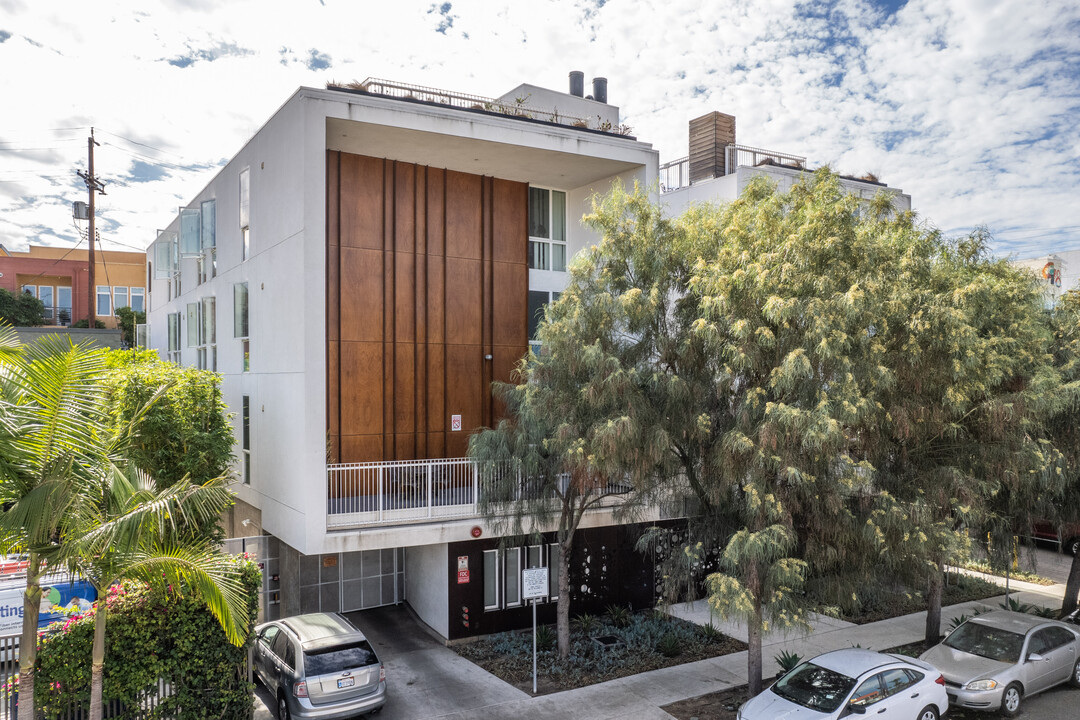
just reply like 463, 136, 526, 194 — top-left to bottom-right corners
77, 128, 105, 328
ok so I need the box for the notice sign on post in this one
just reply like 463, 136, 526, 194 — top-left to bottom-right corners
457, 555, 470, 584
522, 568, 548, 599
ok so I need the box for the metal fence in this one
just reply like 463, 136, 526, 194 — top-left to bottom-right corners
659, 156, 689, 193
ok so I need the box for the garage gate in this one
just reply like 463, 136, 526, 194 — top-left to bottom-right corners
298, 548, 405, 614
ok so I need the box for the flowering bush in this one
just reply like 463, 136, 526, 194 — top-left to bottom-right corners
34, 556, 260, 719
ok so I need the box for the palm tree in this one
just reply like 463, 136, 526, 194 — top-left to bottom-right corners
0, 331, 119, 720
67, 466, 248, 720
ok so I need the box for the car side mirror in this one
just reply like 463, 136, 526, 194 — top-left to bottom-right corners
1027, 652, 1045, 663
845, 704, 867, 716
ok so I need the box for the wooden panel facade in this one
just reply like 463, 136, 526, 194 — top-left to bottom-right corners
327, 151, 529, 463
688, 111, 736, 183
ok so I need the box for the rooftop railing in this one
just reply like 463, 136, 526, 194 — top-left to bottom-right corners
659, 144, 808, 193
332, 78, 633, 136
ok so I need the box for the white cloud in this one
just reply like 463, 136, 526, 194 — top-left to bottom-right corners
1, 0, 1078, 258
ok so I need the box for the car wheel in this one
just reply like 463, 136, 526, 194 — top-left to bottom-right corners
916, 705, 938, 720
277, 694, 291, 720
1000, 682, 1022, 717
1071, 657, 1080, 688
1067, 536, 1080, 557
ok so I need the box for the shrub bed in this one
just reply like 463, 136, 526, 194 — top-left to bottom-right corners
33, 556, 260, 719
455, 609, 746, 693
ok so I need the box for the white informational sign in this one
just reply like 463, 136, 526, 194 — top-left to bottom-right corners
451, 414, 462, 431
522, 568, 548, 600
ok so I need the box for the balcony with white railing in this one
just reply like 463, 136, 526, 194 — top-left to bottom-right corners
659, 144, 808, 194
325, 458, 643, 530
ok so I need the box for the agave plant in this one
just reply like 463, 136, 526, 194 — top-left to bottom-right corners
774, 649, 803, 675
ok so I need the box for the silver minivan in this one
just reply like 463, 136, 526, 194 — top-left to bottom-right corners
254, 612, 387, 719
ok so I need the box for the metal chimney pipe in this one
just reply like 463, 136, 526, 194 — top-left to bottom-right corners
569, 71, 584, 97
592, 77, 608, 104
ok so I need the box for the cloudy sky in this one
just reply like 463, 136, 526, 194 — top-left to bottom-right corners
1, 0, 1078, 259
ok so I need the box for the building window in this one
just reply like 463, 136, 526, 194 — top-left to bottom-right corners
242, 395, 251, 485
167, 312, 181, 363
96, 286, 112, 316
483, 550, 499, 611
57, 287, 72, 326
528, 187, 567, 272
484, 544, 556, 611
21, 285, 36, 297
38, 286, 53, 323
202, 296, 216, 371
202, 199, 217, 279
234, 282, 249, 372
528, 290, 561, 356
113, 286, 129, 311
130, 287, 145, 313
239, 168, 250, 261
504, 547, 522, 607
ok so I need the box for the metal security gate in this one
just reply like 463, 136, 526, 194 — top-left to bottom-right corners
340, 549, 405, 612
298, 548, 404, 614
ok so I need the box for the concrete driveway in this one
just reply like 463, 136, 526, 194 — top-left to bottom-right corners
255, 604, 527, 720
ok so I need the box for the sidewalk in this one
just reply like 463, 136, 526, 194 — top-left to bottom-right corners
403, 573, 1067, 720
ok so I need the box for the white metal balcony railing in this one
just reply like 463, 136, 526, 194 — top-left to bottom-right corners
659, 144, 808, 194
325, 458, 636, 530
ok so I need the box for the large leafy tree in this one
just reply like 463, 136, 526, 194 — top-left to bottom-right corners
468, 200, 672, 657
1044, 289, 1080, 616
861, 230, 1062, 643
103, 349, 234, 490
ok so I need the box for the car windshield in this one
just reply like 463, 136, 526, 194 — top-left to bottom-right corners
943, 622, 1025, 663
772, 662, 857, 713
303, 640, 379, 676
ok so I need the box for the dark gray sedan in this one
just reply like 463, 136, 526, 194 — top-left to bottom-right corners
919, 610, 1080, 717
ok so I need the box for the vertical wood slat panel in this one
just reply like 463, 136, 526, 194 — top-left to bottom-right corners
383, 159, 394, 459
416, 166, 427, 458
329, 152, 526, 463
326, 151, 340, 462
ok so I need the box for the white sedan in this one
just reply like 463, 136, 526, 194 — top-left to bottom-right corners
737, 649, 949, 720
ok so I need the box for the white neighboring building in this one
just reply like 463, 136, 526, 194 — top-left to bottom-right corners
1012, 252, 1075, 307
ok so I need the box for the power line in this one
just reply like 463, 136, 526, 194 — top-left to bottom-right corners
95, 128, 186, 159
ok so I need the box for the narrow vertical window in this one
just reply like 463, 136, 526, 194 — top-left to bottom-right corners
234, 282, 249, 372
202, 296, 216, 371
113, 286, 129, 310
239, 169, 250, 261
483, 550, 499, 611
96, 286, 112, 316
242, 395, 251, 485
504, 547, 522, 607
130, 287, 145, 313
57, 287, 72, 326
38, 286, 54, 323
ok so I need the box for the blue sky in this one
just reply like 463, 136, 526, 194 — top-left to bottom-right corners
1, 0, 1078, 259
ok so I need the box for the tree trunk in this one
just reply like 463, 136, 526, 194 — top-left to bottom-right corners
1061, 550, 1080, 617
556, 538, 572, 660
18, 553, 42, 720
746, 563, 764, 697
88, 595, 108, 720
925, 561, 944, 646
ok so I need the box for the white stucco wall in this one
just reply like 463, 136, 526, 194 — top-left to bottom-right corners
404, 543, 449, 638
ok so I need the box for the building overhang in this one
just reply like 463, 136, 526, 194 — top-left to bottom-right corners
326, 117, 644, 189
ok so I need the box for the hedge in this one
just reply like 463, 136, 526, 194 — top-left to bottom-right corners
34, 556, 260, 719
